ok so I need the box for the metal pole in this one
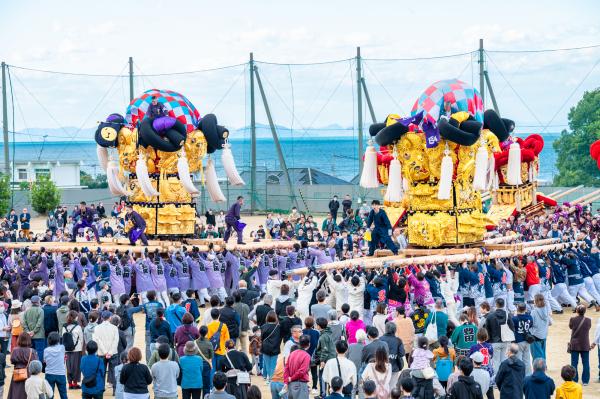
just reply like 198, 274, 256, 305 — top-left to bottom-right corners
254, 66, 298, 209
484, 70, 500, 115
128, 57, 134, 102
1, 62, 9, 178
249, 53, 257, 215
361, 77, 377, 124
356, 47, 364, 175
478, 39, 485, 106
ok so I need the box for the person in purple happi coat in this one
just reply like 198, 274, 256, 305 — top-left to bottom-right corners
149, 253, 169, 306
70, 201, 101, 243
186, 250, 210, 305
256, 253, 271, 292
162, 256, 180, 297
173, 252, 191, 298
124, 204, 149, 246
223, 196, 246, 245
203, 252, 227, 302
109, 256, 126, 304
134, 254, 155, 304
223, 250, 241, 294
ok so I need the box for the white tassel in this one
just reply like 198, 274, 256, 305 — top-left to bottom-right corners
385, 158, 403, 202
507, 141, 522, 185
359, 141, 379, 188
221, 143, 245, 186
97, 145, 109, 171
205, 158, 226, 203
437, 144, 453, 200
486, 154, 496, 190
177, 150, 200, 195
515, 191, 522, 212
107, 160, 128, 196
402, 177, 409, 193
473, 143, 489, 191
135, 152, 159, 198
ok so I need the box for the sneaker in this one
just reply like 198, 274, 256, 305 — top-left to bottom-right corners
311, 389, 319, 395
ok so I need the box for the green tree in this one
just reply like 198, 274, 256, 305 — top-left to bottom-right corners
30, 176, 61, 214
80, 170, 108, 189
0, 174, 10, 216
553, 88, 600, 186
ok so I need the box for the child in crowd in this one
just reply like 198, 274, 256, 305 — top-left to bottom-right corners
410, 336, 434, 371
249, 325, 262, 375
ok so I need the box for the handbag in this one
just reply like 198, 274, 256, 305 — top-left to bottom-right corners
424, 311, 438, 343
38, 379, 49, 399
225, 352, 251, 384
500, 312, 515, 343
567, 317, 586, 353
13, 349, 32, 382
83, 358, 100, 388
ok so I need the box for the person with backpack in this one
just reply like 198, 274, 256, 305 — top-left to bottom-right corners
80, 340, 105, 399
116, 294, 141, 351
8, 300, 23, 352
174, 313, 200, 356
207, 308, 231, 371
432, 336, 455, 390
260, 310, 282, 382
379, 322, 405, 391
447, 358, 484, 399
361, 347, 391, 399
62, 310, 84, 389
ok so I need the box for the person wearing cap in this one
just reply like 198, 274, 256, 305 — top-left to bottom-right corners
179, 341, 204, 398
469, 351, 491, 397
146, 95, 167, 119
365, 199, 398, 256
23, 295, 45, 362
92, 310, 120, 386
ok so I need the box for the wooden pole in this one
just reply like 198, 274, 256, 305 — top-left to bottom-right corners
546, 189, 564, 198
571, 189, 600, 204
553, 185, 584, 200
290, 241, 579, 275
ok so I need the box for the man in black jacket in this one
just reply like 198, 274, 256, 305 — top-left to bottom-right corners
495, 344, 526, 399
251, 294, 273, 326
238, 280, 260, 307
361, 326, 389, 365
218, 296, 240, 342
328, 196, 340, 223
342, 194, 352, 215
448, 358, 484, 399
482, 297, 515, 375
379, 321, 405, 389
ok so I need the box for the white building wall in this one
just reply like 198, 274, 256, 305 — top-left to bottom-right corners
13, 162, 81, 187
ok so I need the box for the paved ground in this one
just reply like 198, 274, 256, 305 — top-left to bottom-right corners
2, 310, 600, 398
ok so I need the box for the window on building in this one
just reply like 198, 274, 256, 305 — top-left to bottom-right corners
35, 169, 50, 179
17, 169, 28, 180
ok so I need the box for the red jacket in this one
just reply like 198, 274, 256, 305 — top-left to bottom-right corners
283, 349, 310, 383
525, 262, 540, 287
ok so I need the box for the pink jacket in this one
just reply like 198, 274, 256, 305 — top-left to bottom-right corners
345, 319, 366, 344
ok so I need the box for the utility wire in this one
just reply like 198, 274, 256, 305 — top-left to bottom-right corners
487, 43, 600, 53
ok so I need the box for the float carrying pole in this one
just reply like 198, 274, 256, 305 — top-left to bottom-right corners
361, 77, 377, 124
254, 66, 299, 210
249, 53, 257, 215
479, 39, 485, 107
356, 47, 364, 176
128, 57, 134, 103
1, 62, 9, 178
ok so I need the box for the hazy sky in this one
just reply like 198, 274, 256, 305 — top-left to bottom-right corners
1, 0, 600, 140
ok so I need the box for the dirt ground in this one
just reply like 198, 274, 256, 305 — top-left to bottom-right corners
5, 215, 600, 397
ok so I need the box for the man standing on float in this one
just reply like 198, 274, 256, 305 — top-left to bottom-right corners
224, 196, 246, 245
365, 199, 398, 256
125, 204, 149, 246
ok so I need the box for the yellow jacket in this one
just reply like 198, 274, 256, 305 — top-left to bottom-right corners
555, 381, 582, 399
207, 320, 230, 356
